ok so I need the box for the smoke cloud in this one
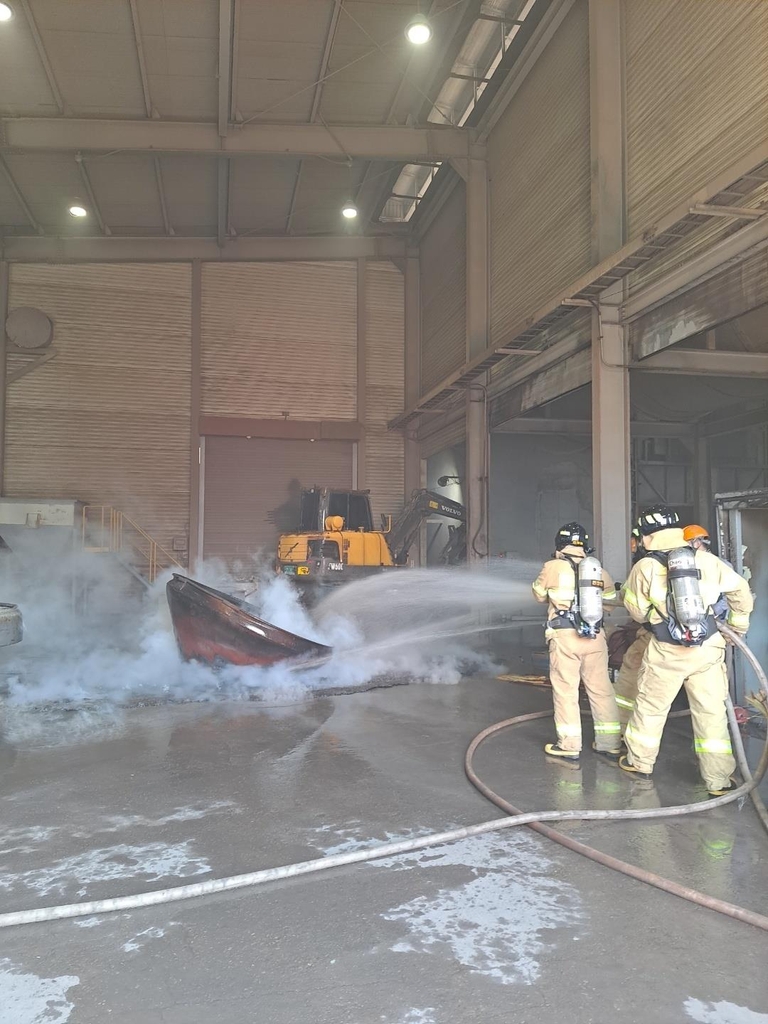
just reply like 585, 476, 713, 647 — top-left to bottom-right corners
0, 531, 538, 745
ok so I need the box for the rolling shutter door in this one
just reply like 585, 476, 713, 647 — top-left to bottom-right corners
488, 0, 590, 347
420, 181, 466, 394
5, 263, 191, 554
625, 0, 768, 235
365, 261, 405, 520
202, 437, 354, 565
201, 262, 357, 419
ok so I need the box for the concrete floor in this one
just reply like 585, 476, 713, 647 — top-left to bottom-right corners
1, 678, 767, 1024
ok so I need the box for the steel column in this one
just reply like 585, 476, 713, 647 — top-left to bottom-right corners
466, 384, 489, 564
189, 261, 202, 570
465, 156, 490, 564
356, 258, 367, 490
404, 253, 421, 547
589, 0, 629, 579
0, 261, 7, 495
693, 429, 711, 530
592, 301, 630, 578
465, 157, 489, 360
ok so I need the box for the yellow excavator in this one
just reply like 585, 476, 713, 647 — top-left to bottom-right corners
277, 487, 465, 599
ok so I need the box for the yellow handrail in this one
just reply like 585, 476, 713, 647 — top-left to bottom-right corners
81, 505, 183, 584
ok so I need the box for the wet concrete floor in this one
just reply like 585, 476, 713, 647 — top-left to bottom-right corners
1, 677, 767, 1024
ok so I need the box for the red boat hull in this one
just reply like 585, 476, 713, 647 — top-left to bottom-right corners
166, 574, 332, 668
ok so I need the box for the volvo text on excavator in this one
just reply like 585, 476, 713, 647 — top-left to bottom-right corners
276, 487, 465, 598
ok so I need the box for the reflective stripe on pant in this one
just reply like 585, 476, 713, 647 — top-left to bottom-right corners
547, 630, 620, 752
614, 630, 653, 732
624, 636, 735, 790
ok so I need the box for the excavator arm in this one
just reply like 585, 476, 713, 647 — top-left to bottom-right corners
386, 490, 466, 566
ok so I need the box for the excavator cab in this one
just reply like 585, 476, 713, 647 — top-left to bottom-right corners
298, 488, 373, 533
276, 486, 465, 601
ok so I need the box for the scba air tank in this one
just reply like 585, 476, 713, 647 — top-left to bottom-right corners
577, 555, 604, 636
667, 546, 707, 629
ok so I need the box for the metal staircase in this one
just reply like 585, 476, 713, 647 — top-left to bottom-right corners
81, 505, 183, 587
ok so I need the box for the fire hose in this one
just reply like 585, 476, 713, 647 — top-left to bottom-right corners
0, 625, 765, 931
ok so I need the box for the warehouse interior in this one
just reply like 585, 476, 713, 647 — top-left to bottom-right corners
1, 1, 768, 1022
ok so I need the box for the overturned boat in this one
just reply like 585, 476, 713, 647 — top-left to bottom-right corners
166, 574, 332, 668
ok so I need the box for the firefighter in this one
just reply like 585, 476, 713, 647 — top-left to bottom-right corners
620, 505, 753, 795
532, 523, 621, 761
614, 527, 652, 735
683, 524, 729, 619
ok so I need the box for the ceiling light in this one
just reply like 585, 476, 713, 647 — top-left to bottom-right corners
341, 201, 358, 220
68, 204, 88, 218
0, 3, 13, 21
406, 15, 432, 45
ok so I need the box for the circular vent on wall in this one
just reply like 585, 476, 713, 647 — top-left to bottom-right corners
5, 307, 53, 350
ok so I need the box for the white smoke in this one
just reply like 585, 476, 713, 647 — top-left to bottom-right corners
0, 531, 538, 745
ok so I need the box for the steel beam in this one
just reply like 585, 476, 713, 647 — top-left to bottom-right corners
493, 418, 692, 438
488, 331, 590, 427
0, 118, 476, 161
0, 235, 408, 262
622, 213, 768, 324
700, 405, 768, 438
218, 0, 235, 136
634, 349, 768, 377
19, 0, 65, 114
129, 0, 153, 118
311, 0, 343, 122
75, 154, 110, 235
0, 155, 43, 235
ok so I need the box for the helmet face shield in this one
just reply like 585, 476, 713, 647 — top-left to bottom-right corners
637, 504, 680, 537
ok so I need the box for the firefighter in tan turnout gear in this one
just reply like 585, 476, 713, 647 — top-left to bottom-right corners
620, 504, 754, 796
533, 523, 621, 762
614, 527, 652, 734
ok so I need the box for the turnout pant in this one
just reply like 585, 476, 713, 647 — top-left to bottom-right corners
624, 636, 735, 790
614, 629, 653, 734
547, 629, 620, 752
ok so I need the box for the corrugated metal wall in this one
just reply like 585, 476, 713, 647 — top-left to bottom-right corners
488, 0, 591, 345
625, 0, 768, 235
203, 437, 353, 564
364, 261, 405, 519
5, 263, 191, 554
201, 261, 357, 419
419, 412, 466, 460
2, 258, 405, 567
420, 181, 466, 394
